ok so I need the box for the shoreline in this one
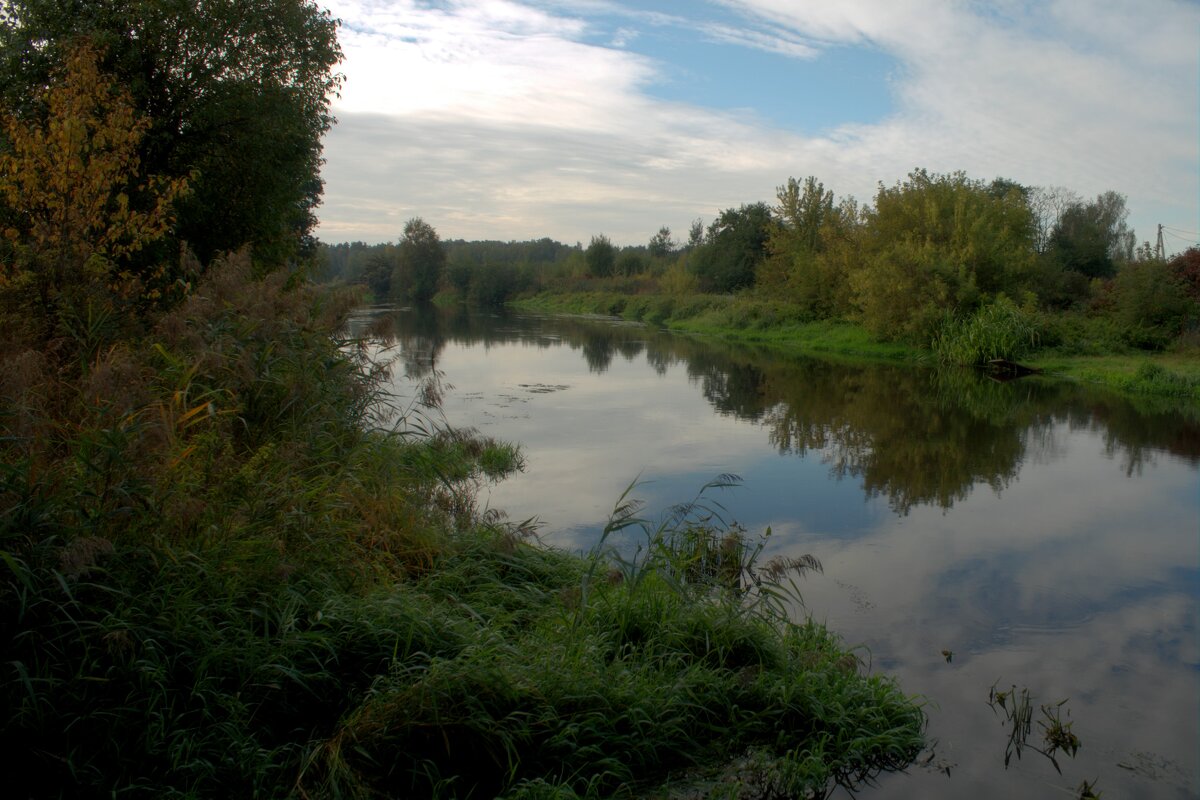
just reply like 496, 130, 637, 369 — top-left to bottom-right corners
510, 292, 1200, 404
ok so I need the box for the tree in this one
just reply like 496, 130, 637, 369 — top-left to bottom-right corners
392, 218, 444, 303
690, 203, 772, 293
1047, 191, 1136, 280
0, 42, 188, 328
361, 245, 397, 298
616, 251, 644, 276
648, 226, 675, 259
762, 178, 859, 316
585, 234, 615, 278
760, 176, 832, 303
773, 176, 833, 255
1027, 185, 1082, 253
0, 0, 343, 266
850, 169, 1036, 341
1109, 258, 1195, 348
1168, 247, 1200, 304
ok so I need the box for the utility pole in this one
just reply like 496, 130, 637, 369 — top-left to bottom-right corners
1156, 224, 1165, 260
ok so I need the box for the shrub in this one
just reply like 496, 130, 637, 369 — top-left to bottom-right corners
1108, 259, 1196, 350
660, 258, 699, 295
932, 295, 1041, 365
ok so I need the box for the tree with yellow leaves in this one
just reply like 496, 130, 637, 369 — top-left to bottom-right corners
0, 41, 188, 329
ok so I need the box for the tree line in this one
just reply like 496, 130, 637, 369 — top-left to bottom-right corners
333, 171, 1198, 355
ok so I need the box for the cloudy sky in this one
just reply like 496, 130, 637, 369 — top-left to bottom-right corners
314, 0, 1199, 253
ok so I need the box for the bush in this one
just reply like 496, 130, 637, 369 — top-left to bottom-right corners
1108, 260, 1197, 350
1034, 311, 1129, 355
0, 254, 501, 796
932, 295, 1041, 365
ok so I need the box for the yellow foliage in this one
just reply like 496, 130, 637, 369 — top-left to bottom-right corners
0, 41, 188, 304
661, 256, 700, 295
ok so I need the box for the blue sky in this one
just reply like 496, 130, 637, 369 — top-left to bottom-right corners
316, 0, 1199, 253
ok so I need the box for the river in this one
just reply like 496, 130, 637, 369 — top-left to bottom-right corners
353, 304, 1199, 799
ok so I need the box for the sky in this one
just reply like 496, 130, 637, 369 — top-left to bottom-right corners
314, 0, 1200, 253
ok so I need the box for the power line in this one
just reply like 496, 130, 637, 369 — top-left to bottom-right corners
1161, 224, 1199, 236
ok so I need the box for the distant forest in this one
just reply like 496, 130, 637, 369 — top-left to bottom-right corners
318, 170, 1199, 353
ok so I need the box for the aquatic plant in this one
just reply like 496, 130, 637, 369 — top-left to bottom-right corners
987, 682, 1081, 775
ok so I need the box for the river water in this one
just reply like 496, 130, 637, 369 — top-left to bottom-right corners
355, 305, 1199, 799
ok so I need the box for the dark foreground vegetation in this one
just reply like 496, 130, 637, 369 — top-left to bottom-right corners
0, 3, 924, 797
0, 250, 925, 798
323, 178, 1199, 400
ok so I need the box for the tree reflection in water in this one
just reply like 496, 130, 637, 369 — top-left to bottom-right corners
353, 304, 1199, 516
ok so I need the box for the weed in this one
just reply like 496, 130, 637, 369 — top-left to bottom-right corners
0, 257, 925, 798
932, 296, 1041, 366
987, 682, 1082, 775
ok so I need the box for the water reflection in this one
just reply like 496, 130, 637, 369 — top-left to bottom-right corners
355, 304, 1199, 517
357, 305, 1199, 799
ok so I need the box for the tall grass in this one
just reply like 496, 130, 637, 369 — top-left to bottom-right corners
302, 480, 924, 799
931, 296, 1041, 366
0, 253, 924, 798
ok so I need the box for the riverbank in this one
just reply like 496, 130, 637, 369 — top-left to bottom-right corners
1, 263, 926, 798
512, 291, 1200, 402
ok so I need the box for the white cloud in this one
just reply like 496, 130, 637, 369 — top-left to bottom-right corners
316, 0, 1198, 249
695, 21, 822, 59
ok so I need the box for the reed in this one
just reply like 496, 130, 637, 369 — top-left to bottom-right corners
1, 254, 925, 798
931, 296, 1041, 366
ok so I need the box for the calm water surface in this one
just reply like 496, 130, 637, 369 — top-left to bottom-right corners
357, 305, 1199, 799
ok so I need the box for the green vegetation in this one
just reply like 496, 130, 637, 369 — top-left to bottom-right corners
0, 250, 927, 796
931, 295, 1041, 366
0, 9, 926, 798
322, 171, 1198, 403
0, 0, 342, 266
586, 232, 617, 278
393, 216, 446, 304
987, 684, 1082, 776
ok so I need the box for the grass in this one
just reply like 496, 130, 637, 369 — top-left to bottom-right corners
1027, 352, 1200, 400
513, 292, 1200, 403
931, 297, 1040, 366
513, 293, 913, 363
0, 254, 927, 798
304, 479, 924, 799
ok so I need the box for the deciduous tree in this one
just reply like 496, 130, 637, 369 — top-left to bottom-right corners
1047, 191, 1136, 280
0, 0, 342, 265
760, 176, 842, 310
0, 42, 188, 327
586, 234, 615, 278
617, 251, 644, 277
691, 203, 772, 293
850, 169, 1036, 340
392, 218, 445, 303
648, 226, 675, 259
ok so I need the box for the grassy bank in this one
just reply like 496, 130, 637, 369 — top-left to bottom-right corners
0, 258, 925, 798
512, 291, 1200, 402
